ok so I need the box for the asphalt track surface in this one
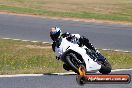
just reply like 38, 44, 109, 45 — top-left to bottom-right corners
0, 70, 131, 88
0, 14, 132, 51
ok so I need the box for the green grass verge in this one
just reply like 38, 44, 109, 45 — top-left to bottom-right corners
101, 50, 132, 69
0, 39, 132, 74
0, 39, 65, 74
0, 0, 132, 21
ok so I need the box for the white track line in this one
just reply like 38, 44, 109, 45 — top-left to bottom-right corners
51, 72, 76, 75
102, 49, 131, 53
0, 69, 131, 77
12, 39, 21, 41
0, 74, 43, 78
49, 69, 132, 75
1, 37, 132, 52
21, 40, 30, 42
112, 69, 132, 72
2, 38, 11, 40
42, 42, 52, 44
31, 41, 39, 43
1, 37, 50, 44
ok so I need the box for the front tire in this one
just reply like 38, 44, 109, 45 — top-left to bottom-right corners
99, 59, 111, 74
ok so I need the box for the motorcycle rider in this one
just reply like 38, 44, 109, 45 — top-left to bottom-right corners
50, 26, 99, 71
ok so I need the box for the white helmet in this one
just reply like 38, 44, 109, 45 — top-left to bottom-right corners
50, 27, 62, 41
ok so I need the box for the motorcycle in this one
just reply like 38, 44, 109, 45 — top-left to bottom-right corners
55, 37, 111, 74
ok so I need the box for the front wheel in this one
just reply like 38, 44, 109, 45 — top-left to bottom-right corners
99, 59, 112, 74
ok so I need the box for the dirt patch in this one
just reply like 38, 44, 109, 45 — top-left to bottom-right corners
0, 11, 132, 25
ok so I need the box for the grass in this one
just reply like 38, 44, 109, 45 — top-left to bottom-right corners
101, 50, 132, 69
0, 39, 132, 75
0, 0, 132, 21
0, 39, 66, 74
